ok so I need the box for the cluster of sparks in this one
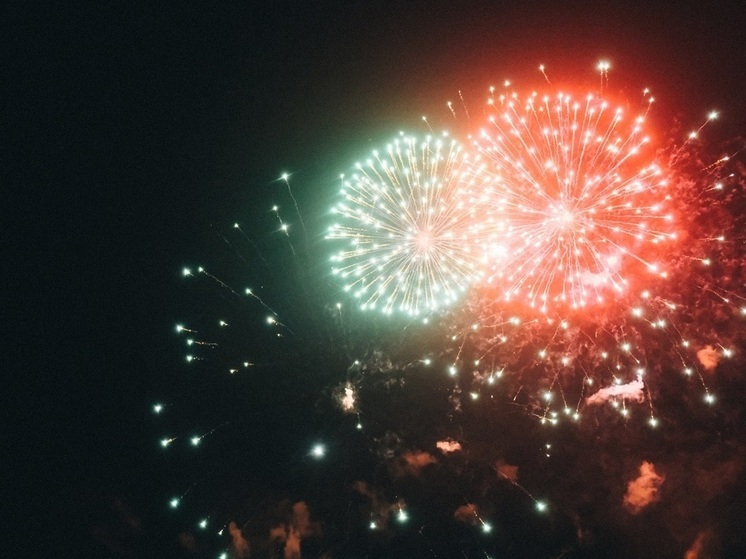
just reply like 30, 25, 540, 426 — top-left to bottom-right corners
474, 90, 672, 311
328, 134, 489, 315
329, 86, 676, 316
153, 64, 744, 557
444, 285, 735, 431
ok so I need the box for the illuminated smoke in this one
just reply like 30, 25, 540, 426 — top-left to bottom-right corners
436, 440, 462, 453
178, 532, 197, 554
228, 521, 250, 558
399, 450, 437, 475
333, 382, 357, 412
269, 501, 318, 559
586, 379, 645, 406
453, 503, 479, 525
684, 531, 711, 559
696, 345, 721, 372
496, 459, 519, 483
623, 461, 665, 513
341, 386, 355, 411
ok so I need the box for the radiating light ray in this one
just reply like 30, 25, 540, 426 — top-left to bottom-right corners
245, 287, 279, 316
670, 110, 721, 165
233, 222, 271, 271
597, 60, 611, 91
193, 266, 244, 299
421, 115, 433, 133
538, 64, 551, 85
272, 205, 296, 256
279, 173, 310, 247
266, 314, 294, 335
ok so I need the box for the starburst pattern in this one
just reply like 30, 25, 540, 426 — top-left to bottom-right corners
473, 91, 674, 312
327, 133, 489, 316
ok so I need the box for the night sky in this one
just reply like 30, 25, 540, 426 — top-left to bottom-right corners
8, 1, 746, 557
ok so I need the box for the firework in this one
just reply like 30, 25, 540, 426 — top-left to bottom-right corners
473, 90, 673, 313
447, 102, 743, 425
155, 68, 745, 559
327, 133, 491, 317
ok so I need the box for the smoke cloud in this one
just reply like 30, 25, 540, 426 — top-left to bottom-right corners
178, 532, 197, 554
496, 459, 519, 483
684, 532, 708, 559
453, 504, 479, 525
436, 440, 461, 453
269, 501, 318, 559
623, 461, 665, 513
400, 450, 437, 474
696, 345, 721, 371
586, 379, 645, 405
229, 521, 250, 558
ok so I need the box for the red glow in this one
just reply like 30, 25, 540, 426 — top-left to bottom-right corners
470, 88, 675, 313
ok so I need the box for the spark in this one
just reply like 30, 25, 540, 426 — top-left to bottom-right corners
538, 64, 551, 85
597, 60, 611, 90
422, 115, 433, 132
233, 222, 271, 270
279, 172, 309, 243
245, 287, 279, 316
447, 101, 456, 118
266, 315, 295, 335
272, 205, 297, 255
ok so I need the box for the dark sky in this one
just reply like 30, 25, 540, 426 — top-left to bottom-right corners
8, 1, 746, 557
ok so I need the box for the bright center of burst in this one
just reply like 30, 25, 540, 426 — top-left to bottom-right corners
557, 205, 578, 228
414, 229, 432, 254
